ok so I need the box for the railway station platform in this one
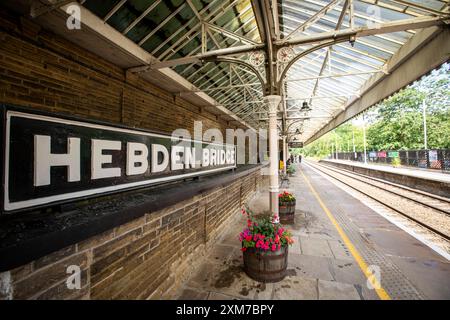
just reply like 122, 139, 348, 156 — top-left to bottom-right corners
1, 0, 449, 303
175, 163, 450, 300
321, 159, 450, 198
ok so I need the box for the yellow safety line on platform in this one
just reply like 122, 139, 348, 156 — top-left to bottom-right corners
299, 168, 391, 300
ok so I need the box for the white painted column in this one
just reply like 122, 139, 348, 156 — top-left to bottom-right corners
264, 95, 281, 221
282, 135, 287, 176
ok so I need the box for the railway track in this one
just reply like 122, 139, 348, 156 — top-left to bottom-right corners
317, 162, 450, 215
304, 160, 450, 242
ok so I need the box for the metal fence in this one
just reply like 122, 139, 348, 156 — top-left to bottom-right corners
331, 149, 450, 173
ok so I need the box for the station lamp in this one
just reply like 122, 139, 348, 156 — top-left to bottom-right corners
301, 101, 311, 112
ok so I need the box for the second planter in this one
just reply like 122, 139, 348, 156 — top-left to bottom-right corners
279, 200, 296, 224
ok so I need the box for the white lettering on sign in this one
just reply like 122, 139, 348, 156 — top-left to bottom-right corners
126, 142, 148, 176
171, 145, 184, 171
185, 147, 196, 169
91, 139, 121, 179
202, 148, 210, 167
34, 135, 81, 186
220, 149, 226, 165
210, 149, 217, 166
34, 140, 233, 181
151, 144, 169, 173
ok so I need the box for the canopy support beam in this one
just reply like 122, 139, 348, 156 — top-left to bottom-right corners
305, 27, 450, 144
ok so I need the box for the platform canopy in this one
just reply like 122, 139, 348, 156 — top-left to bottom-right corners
23, 0, 450, 143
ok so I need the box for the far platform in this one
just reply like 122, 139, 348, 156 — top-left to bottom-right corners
174, 164, 450, 300
323, 159, 450, 183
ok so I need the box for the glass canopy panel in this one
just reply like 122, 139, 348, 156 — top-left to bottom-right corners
79, 0, 447, 135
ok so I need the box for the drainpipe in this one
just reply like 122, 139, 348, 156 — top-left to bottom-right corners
264, 95, 281, 221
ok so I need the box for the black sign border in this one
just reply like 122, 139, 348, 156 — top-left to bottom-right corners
1, 104, 237, 214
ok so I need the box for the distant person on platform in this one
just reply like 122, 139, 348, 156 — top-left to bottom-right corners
290, 154, 294, 163
299, 154, 302, 163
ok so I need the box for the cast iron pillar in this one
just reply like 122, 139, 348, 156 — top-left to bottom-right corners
282, 135, 287, 176
264, 95, 281, 221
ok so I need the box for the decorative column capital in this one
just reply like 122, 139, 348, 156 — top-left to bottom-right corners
263, 95, 282, 115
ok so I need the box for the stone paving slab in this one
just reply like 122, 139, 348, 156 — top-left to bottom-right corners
272, 277, 318, 300
288, 253, 334, 281
318, 280, 361, 300
300, 237, 334, 258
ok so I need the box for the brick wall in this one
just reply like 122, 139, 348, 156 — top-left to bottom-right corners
0, 168, 267, 300
0, 10, 237, 137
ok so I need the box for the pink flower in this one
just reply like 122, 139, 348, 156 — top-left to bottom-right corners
271, 244, 276, 251
241, 247, 247, 252
256, 240, 262, 248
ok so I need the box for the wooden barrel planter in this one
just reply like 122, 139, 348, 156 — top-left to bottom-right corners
243, 246, 288, 283
279, 200, 296, 224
